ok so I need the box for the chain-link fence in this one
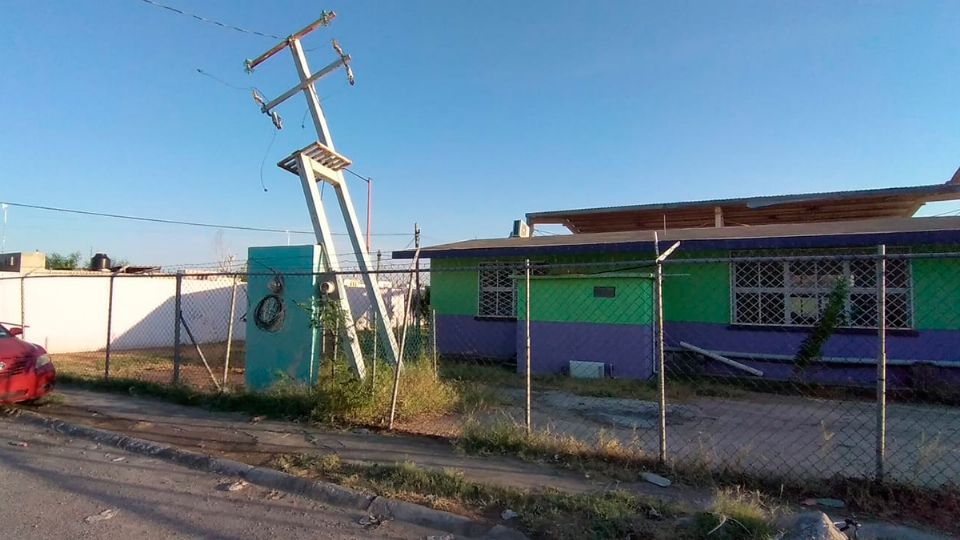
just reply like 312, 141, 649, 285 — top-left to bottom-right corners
3, 248, 958, 490
0, 271, 245, 392
374, 249, 960, 490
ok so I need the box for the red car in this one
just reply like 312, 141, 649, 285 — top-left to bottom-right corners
0, 324, 56, 404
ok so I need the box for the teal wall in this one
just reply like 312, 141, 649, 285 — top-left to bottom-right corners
245, 245, 323, 391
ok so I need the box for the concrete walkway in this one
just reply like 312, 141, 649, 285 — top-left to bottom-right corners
33, 386, 950, 540
40, 387, 705, 503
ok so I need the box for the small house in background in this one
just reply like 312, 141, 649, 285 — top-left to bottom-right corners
0, 252, 46, 273
394, 170, 960, 387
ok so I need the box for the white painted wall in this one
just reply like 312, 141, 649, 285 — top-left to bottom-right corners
0, 274, 246, 353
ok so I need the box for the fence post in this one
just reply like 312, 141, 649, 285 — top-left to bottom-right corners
525, 259, 532, 435
371, 310, 378, 388
431, 308, 438, 379
222, 274, 239, 391
875, 245, 887, 482
105, 273, 116, 380
19, 276, 26, 339
389, 247, 421, 429
173, 271, 183, 384
654, 234, 667, 465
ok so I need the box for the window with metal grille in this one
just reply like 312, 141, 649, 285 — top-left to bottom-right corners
477, 262, 545, 318
731, 257, 912, 329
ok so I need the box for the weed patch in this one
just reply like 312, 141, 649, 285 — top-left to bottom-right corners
272, 453, 685, 540
58, 358, 480, 427
456, 420, 960, 536
458, 420, 655, 480
691, 487, 781, 540
440, 361, 746, 401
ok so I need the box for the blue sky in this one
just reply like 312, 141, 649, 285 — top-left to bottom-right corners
1, 1, 958, 268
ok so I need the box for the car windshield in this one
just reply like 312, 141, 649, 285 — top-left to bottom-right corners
0, 326, 9, 338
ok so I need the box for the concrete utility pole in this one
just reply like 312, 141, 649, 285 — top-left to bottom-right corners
244, 12, 400, 377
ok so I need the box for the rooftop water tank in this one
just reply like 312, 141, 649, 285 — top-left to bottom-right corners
91, 253, 111, 271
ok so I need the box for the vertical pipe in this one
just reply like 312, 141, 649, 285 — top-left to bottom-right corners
371, 251, 382, 388
222, 274, 239, 391
525, 259, 532, 435
654, 234, 667, 465
366, 177, 372, 254
105, 273, 116, 380
173, 271, 183, 384
876, 245, 887, 482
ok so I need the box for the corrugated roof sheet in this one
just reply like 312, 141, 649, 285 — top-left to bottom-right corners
394, 216, 960, 259
526, 182, 960, 233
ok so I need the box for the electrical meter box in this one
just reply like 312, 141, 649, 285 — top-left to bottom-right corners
245, 245, 323, 391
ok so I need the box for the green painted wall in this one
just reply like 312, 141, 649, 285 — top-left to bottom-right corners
430, 252, 728, 324
662, 262, 730, 324
517, 275, 654, 325
430, 259, 478, 316
912, 258, 960, 330
429, 249, 960, 330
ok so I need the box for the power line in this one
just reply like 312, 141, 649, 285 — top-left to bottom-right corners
0, 201, 411, 237
344, 168, 371, 182
137, 0, 281, 39
259, 128, 278, 191
196, 68, 256, 93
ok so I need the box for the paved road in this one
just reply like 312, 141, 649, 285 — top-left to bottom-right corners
0, 416, 446, 540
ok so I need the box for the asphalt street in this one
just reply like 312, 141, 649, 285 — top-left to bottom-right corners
0, 416, 446, 539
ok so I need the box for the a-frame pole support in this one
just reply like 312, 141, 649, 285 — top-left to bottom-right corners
296, 153, 366, 378
287, 39, 401, 370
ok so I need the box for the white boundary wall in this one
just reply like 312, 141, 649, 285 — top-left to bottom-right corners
0, 273, 246, 354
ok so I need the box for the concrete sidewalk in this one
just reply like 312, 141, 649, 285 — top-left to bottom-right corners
32, 386, 950, 540
39, 387, 703, 504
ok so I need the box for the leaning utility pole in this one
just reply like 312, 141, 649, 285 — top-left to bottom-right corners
245, 12, 400, 377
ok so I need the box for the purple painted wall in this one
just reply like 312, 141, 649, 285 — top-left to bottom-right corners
665, 322, 960, 363
437, 317, 960, 386
516, 321, 654, 379
666, 321, 960, 386
698, 357, 960, 389
436, 314, 516, 360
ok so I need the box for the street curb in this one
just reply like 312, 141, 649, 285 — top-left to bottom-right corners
13, 411, 527, 540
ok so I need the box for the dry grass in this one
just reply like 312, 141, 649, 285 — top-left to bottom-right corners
53, 342, 246, 392
57, 356, 488, 428
457, 420, 654, 481
311, 358, 461, 426
691, 487, 782, 540
440, 361, 746, 402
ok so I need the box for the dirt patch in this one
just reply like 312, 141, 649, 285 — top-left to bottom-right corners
54, 342, 246, 392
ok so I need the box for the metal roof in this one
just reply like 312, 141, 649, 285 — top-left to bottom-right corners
526, 182, 960, 234
393, 216, 960, 259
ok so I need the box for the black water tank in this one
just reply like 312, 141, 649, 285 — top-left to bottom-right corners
91, 253, 111, 271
